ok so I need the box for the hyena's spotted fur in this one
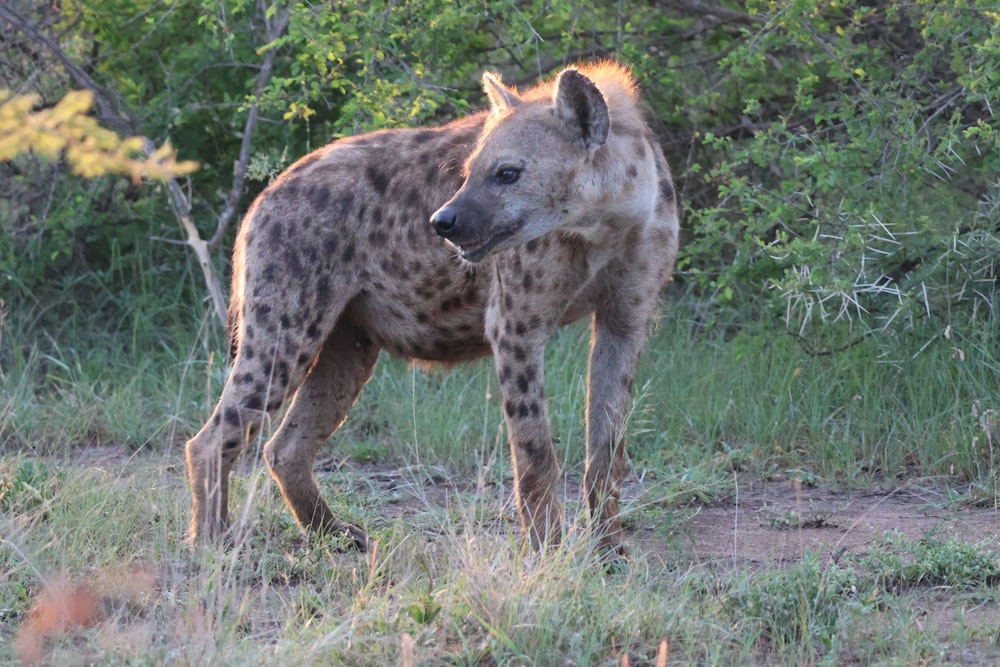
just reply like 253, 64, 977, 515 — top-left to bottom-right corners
185, 61, 679, 558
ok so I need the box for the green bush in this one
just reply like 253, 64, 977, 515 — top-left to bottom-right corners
679, 1, 1000, 347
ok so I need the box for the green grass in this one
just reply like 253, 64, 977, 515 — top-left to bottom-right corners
2, 280, 999, 664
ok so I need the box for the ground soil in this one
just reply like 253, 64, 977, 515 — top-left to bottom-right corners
359, 462, 1000, 568
71, 445, 1000, 570
67, 445, 1000, 655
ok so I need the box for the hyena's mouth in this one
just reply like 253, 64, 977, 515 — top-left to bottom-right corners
454, 227, 519, 263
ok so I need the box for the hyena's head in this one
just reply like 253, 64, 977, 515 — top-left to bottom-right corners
431, 68, 611, 263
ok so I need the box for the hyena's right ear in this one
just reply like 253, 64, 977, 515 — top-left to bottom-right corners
482, 72, 521, 114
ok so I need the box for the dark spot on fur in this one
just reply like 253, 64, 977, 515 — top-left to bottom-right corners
516, 374, 530, 394
659, 178, 675, 204
529, 402, 540, 417
297, 353, 312, 366
406, 187, 421, 208
235, 372, 254, 385
633, 141, 647, 159
342, 242, 356, 263
276, 361, 290, 387
369, 229, 388, 244
224, 408, 241, 427
381, 256, 406, 278
515, 321, 527, 336
310, 186, 330, 209
244, 395, 263, 411
413, 130, 436, 144
213, 413, 221, 426
517, 403, 529, 418
505, 400, 516, 418
525, 238, 540, 254
366, 165, 390, 195
512, 344, 526, 362
306, 319, 322, 339
425, 164, 440, 184
279, 314, 291, 329
223, 439, 240, 450
625, 163, 638, 178
267, 220, 282, 245
416, 312, 429, 324
244, 346, 255, 360
315, 276, 332, 310
266, 400, 283, 412
335, 190, 355, 211
504, 294, 513, 310
441, 296, 463, 312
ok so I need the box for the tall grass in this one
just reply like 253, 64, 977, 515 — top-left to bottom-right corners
2, 269, 999, 664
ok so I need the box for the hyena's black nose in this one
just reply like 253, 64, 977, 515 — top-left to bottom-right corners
430, 206, 458, 238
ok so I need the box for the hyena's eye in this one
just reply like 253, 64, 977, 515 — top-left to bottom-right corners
494, 166, 521, 185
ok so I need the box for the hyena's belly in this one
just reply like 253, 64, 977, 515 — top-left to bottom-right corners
349, 266, 492, 363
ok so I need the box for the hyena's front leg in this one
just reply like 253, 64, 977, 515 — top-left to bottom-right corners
584, 279, 660, 558
487, 296, 562, 551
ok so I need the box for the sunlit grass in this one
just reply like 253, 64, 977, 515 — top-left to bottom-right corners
3, 278, 1000, 663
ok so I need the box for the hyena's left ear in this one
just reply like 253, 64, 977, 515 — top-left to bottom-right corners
553, 69, 610, 152
482, 72, 521, 114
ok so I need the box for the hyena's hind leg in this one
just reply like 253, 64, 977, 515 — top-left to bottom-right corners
185, 290, 356, 545
263, 319, 380, 550
185, 360, 292, 545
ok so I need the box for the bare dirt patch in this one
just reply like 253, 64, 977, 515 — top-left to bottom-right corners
70, 447, 1000, 570
636, 479, 999, 568
337, 461, 999, 570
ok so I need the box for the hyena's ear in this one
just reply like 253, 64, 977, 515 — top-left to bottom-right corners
553, 69, 610, 152
482, 72, 520, 114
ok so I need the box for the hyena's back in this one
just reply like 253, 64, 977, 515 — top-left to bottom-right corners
230, 112, 493, 375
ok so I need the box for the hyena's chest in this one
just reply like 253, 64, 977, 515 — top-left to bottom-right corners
349, 249, 493, 363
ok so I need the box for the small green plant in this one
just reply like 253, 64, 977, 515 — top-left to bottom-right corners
728, 552, 863, 655
862, 531, 1000, 592
0, 458, 55, 513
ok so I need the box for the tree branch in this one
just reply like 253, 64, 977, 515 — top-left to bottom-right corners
210, 2, 293, 248
657, 0, 764, 26
3, 1, 294, 327
0, 3, 138, 135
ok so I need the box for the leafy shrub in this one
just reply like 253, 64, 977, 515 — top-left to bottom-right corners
678, 1, 1000, 347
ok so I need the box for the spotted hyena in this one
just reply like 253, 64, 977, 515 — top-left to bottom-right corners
185, 61, 679, 558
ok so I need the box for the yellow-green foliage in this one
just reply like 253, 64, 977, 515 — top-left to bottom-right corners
0, 89, 197, 181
